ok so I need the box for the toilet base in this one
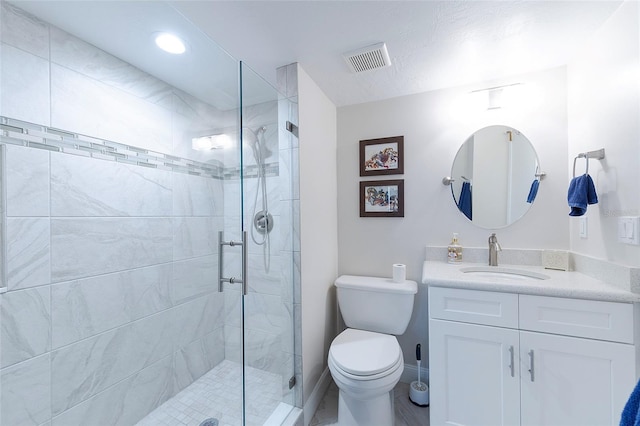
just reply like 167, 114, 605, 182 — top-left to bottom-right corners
337, 388, 394, 426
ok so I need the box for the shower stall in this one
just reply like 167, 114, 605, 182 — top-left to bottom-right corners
0, 1, 300, 425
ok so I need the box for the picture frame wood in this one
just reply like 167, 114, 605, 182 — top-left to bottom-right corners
359, 136, 404, 176
359, 179, 404, 217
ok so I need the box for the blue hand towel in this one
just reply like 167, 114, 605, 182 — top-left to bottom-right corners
527, 179, 539, 203
458, 182, 472, 220
568, 174, 598, 216
620, 378, 640, 426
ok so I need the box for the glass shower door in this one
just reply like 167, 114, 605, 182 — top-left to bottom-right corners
0, 2, 248, 425
0, 2, 298, 425
237, 62, 298, 425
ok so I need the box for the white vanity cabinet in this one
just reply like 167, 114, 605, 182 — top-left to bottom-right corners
429, 286, 637, 426
430, 319, 521, 426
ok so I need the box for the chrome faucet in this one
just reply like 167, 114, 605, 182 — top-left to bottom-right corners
488, 233, 502, 266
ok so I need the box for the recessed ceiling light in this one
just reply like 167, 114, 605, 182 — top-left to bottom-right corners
155, 32, 186, 54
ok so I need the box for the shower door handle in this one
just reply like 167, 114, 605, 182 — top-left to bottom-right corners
241, 231, 247, 296
508, 345, 515, 377
218, 231, 248, 295
218, 231, 224, 292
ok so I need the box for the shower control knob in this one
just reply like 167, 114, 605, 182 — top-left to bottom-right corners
253, 211, 274, 234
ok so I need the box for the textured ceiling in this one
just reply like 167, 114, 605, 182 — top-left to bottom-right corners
172, 1, 623, 106
13, 1, 623, 108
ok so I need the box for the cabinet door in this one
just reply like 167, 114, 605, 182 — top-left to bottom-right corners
520, 331, 636, 426
430, 319, 520, 426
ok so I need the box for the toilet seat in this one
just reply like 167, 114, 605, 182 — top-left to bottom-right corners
329, 329, 402, 379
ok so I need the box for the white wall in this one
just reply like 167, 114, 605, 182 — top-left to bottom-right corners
568, 0, 640, 268
337, 66, 569, 364
297, 65, 339, 404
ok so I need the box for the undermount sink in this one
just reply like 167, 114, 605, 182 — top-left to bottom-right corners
460, 266, 550, 281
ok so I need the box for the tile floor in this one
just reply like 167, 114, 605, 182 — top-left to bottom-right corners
136, 360, 286, 426
136, 359, 428, 426
310, 380, 430, 426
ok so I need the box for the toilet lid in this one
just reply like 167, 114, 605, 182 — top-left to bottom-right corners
329, 329, 401, 376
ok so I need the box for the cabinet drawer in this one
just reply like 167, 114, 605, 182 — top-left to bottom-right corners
519, 295, 634, 344
429, 287, 518, 328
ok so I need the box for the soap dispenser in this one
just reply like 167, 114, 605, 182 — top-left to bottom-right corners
447, 233, 463, 263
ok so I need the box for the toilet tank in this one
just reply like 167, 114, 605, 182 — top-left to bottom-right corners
335, 275, 418, 335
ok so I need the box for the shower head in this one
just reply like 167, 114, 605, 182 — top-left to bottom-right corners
243, 126, 271, 159
242, 126, 266, 144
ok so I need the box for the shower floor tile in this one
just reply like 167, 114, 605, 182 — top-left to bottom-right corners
136, 360, 284, 426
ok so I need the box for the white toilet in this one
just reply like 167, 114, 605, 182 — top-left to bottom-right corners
328, 275, 418, 426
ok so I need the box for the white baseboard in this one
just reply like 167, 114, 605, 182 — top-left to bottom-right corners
400, 363, 429, 385
303, 367, 332, 426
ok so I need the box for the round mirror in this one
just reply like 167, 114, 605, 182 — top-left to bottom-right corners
450, 125, 540, 229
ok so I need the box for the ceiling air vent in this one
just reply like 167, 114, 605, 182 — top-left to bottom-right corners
343, 42, 391, 73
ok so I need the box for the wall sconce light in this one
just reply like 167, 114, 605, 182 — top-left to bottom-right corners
191, 134, 232, 151
487, 88, 503, 110
471, 83, 521, 110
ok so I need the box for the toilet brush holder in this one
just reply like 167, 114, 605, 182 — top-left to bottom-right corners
409, 344, 429, 407
409, 380, 429, 407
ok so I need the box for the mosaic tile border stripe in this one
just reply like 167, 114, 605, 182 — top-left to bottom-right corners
225, 163, 279, 180
0, 116, 278, 180
0, 116, 225, 178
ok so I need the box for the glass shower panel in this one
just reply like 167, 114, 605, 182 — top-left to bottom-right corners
0, 1, 242, 425
239, 62, 298, 424
1, 2, 299, 425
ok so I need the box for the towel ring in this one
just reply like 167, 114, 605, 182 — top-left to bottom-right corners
573, 155, 589, 178
573, 149, 605, 177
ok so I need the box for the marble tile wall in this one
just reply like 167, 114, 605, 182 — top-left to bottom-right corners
0, 3, 230, 425
1, 42, 50, 124
0, 2, 299, 425
0, 146, 227, 425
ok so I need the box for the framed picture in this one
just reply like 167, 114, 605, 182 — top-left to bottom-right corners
360, 180, 404, 217
359, 136, 404, 176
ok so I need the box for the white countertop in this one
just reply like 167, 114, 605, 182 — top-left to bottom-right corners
422, 261, 640, 303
